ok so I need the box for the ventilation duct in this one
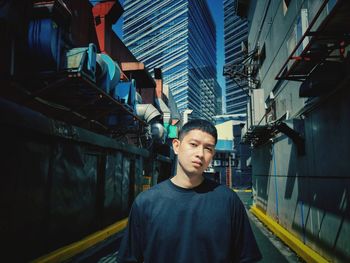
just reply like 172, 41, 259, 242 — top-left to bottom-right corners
64, 43, 97, 81
136, 104, 161, 123
112, 79, 136, 109
95, 53, 121, 94
135, 92, 142, 104
151, 122, 165, 140
28, 18, 62, 69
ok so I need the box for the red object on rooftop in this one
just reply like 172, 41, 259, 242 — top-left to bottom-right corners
92, 1, 123, 53
91, 0, 156, 98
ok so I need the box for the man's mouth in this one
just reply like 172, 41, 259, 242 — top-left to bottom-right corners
192, 161, 202, 166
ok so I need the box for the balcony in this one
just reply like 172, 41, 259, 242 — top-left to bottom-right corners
276, 0, 350, 82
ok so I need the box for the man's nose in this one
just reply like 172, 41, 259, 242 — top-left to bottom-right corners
195, 146, 204, 158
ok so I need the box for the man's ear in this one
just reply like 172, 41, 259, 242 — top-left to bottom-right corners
172, 138, 180, 155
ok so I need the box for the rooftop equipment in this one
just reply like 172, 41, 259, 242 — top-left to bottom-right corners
64, 43, 97, 82
96, 53, 121, 94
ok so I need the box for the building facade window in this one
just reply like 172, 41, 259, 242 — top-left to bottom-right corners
123, 0, 220, 120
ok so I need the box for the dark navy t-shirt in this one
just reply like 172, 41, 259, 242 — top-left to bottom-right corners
117, 178, 262, 263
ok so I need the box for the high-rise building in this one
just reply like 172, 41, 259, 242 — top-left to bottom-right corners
223, 0, 248, 114
123, 0, 220, 120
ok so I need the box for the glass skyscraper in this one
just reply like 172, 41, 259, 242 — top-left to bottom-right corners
224, 0, 248, 114
123, 0, 220, 120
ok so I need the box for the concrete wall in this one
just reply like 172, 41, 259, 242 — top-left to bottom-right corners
248, 0, 308, 118
247, 1, 350, 262
253, 86, 350, 263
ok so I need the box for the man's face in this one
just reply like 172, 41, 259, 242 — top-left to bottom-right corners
173, 129, 216, 177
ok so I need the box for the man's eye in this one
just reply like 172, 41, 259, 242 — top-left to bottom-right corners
190, 143, 197, 147
205, 147, 213, 152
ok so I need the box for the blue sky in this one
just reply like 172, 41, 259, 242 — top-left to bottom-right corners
207, 0, 226, 109
113, 0, 226, 110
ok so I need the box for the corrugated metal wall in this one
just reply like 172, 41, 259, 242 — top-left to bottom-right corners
0, 98, 172, 261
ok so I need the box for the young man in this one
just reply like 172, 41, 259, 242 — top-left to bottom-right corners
117, 119, 262, 263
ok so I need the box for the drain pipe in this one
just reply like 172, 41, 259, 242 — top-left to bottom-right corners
272, 142, 279, 221
301, 201, 306, 244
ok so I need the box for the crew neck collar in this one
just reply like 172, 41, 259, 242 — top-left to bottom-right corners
168, 177, 207, 192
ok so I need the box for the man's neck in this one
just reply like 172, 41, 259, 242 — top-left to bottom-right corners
171, 172, 204, 189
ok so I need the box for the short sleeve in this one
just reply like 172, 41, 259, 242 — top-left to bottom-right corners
116, 201, 144, 263
231, 198, 262, 263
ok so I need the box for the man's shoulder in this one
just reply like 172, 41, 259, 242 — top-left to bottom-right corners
205, 179, 239, 196
203, 179, 244, 207
134, 179, 170, 203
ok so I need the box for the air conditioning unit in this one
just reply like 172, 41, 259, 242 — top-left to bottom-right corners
251, 89, 265, 125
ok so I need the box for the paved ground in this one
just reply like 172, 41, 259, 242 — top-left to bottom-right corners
236, 191, 304, 263
97, 250, 118, 263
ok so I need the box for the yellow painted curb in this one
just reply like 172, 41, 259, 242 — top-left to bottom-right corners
31, 218, 128, 263
250, 206, 329, 263
233, 189, 252, 193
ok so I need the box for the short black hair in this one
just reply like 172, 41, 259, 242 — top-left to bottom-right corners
178, 119, 217, 144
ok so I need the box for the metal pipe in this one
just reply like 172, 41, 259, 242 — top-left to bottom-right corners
272, 143, 279, 221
